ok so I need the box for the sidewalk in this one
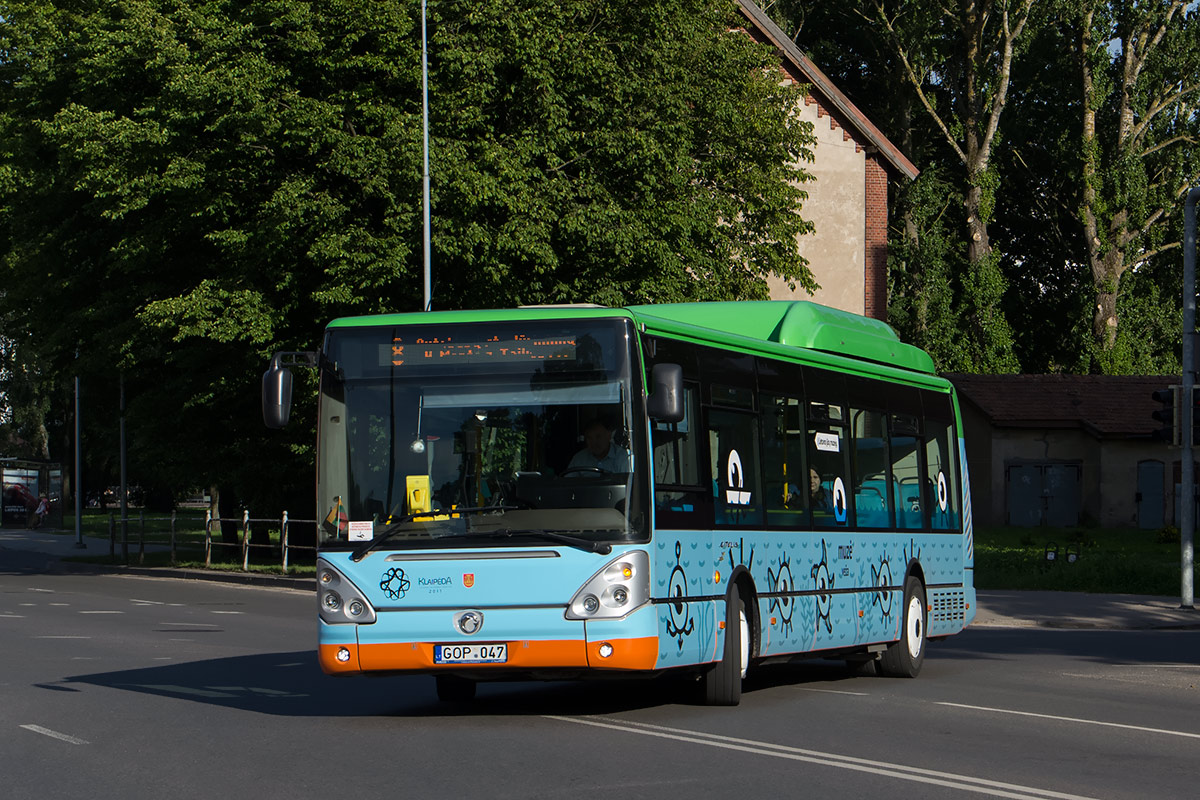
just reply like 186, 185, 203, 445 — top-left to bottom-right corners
3, 527, 1198, 628
0, 526, 315, 591
974, 589, 1198, 631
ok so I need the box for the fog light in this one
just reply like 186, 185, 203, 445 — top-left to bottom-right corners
322, 591, 342, 612
612, 587, 628, 605
598, 643, 614, 658
336, 647, 351, 663
320, 570, 337, 585
582, 595, 599, 614
347, 600, 365, 617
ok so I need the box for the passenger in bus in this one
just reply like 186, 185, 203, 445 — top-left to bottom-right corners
568, 418, 630, 473
809, 468, 833, 510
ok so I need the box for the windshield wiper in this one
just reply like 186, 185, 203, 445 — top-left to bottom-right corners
464, 528, 613, 555
349, 505, 519, 562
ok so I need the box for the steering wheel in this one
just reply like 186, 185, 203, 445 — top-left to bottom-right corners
560, 467, 604, 476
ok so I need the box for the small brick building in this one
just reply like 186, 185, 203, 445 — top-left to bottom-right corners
739, 1, 918, 321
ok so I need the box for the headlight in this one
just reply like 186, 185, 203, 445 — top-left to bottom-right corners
317, 559, 377, 625
565, 550, 650, 620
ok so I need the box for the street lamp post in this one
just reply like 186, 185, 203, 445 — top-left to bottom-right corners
422, 0, 432, 312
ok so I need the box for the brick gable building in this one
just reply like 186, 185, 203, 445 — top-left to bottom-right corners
738, 1, 917, 321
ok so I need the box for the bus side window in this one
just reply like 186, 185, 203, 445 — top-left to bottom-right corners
652, 384, 708, 527
708, 409, 763, 527
807, 400, 849, 528
850, 407, 891, 529
926, 421, 961, 530
760, 393, 805, 528
891, 413, 924, 530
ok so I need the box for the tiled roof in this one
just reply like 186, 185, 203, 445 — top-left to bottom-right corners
947, 374, 1177, 437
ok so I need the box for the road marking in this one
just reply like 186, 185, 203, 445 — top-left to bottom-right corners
210, 610, 244, 615
159, 621, 218, 627
794, 686, 870, 696
1112, 664, 1200, 670
36, 636, 90, 639
130, 599, 165, 605
49, 603, 69, 606
547, 716, 1098, 800
29, 588, 54, 593
20, 725, 89, 745
79, 610, 122, 615
0, 614, 25, 618
936, 702, 1200, 740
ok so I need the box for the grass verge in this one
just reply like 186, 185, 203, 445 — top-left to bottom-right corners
975, 525, 1195, 596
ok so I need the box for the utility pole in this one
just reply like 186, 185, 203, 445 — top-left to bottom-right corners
74, 369, 84, 549
1182, 186, 1198, 610
421, 0, 432, 312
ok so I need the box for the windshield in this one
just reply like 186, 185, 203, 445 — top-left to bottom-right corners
316, 317, 647, 549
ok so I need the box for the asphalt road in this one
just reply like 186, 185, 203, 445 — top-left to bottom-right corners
2, 564, 1197, 800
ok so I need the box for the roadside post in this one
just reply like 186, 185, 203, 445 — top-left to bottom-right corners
1183, 186, 1198, 610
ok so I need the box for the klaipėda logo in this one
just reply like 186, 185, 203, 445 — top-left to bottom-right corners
380, 567, 410, 600
463, 573, 475, 588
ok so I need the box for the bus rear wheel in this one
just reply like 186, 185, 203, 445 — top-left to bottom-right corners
703, 583, 749, 706
879, 576, 926, 678
435, 674, 476, 702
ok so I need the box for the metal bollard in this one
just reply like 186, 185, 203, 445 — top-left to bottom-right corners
169, 510, 177, 566
281, 510, 290, 573
242, 509, 250, 571
204, 509, 213, 568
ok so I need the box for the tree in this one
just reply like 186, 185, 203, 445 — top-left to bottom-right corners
1077, 0, 1199, 366
0, 0, 817, 508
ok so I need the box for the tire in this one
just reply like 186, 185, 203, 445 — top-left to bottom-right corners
703, 583, 749, 706
435, 674, 476, 702
879, 576, 927, 678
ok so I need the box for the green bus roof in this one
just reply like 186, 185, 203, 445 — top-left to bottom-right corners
626, 301, 936, 374
326, 301, 937, 376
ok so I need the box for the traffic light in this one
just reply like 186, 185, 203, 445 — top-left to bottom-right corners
1152, 386, 1180, 445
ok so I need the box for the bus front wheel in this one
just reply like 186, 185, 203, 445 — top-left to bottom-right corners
879, 576, 926, 678
703, 583, 748, 706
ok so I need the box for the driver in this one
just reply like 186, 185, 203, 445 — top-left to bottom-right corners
567, 418, 630, 473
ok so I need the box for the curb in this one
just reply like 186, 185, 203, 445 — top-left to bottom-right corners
51, 554, 316, 592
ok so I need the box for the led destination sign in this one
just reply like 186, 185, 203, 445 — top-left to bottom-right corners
381, 333, 578, 367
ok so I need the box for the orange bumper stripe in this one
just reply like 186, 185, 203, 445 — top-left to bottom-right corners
320, 636, 659, 674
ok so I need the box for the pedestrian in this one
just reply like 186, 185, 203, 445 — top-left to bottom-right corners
33, 495, 49, 529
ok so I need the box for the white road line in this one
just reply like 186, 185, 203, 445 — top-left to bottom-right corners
20, 725, 89, 745
79, 610, 122, 615
159, 621, 218, 627
0, 614, 25, 618
49, 603, 69, 606
936, 702, 1200, 740
35, 636, 90, 639
130, 599, 165, 605
29, 588, 54, 593
547, 716, 1098, 800
794, 687, 870, 696
209, 610, 243, 615
1112, 664, 1200, 670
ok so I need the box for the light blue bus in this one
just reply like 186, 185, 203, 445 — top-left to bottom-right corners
263, 301, 975, 705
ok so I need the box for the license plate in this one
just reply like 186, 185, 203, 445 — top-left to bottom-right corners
434, 643, 508, 664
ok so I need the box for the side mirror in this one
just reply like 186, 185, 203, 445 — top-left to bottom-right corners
646, 363, 684, 423
262, 354, 294, 429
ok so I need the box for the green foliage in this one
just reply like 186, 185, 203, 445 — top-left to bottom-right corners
0, 0, 817, 504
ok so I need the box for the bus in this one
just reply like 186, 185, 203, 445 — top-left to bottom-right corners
263, 301, 975, 705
